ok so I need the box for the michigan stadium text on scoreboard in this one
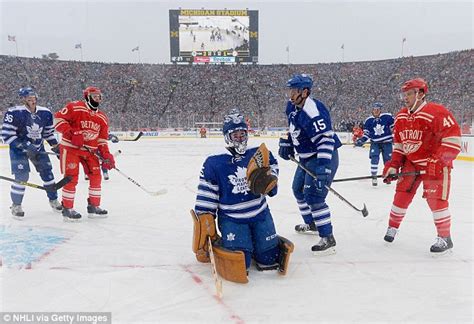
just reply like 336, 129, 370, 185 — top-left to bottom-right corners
169, 9, 259, 63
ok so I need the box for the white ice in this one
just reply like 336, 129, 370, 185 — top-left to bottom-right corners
0, 138, 472, 323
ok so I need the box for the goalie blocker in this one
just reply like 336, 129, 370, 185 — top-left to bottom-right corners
191, 210, 294, 283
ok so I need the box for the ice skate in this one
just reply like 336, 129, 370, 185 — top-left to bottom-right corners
87, 204, 108, 219
62, 207, 82, 222
49, 199, 63, 213
311, 234, 336, 255
430, 236, 453, 255
384, 227, 398, 243
10, 204, 25, 219
294, 222, 318, 235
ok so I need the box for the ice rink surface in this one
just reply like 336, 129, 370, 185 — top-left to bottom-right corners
1, 138, 472, 323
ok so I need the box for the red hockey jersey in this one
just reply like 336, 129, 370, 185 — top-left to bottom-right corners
54, 100, 109, 152
391, 102, 461, 168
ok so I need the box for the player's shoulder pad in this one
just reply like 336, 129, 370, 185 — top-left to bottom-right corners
424, 102, 449, 114
364, 115, 374, 123
380, 112, 393, 117
36, 105, 52, 113
302, 97, 321, 119
7, 105, 28, 113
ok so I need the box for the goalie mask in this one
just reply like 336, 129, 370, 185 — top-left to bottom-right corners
223, 111, 248, 155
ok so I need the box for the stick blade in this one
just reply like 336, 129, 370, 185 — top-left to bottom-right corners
151, 188, 167, 196
361, 204, 369, 217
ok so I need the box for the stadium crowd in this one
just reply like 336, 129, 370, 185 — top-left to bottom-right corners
0, 50, 472, 132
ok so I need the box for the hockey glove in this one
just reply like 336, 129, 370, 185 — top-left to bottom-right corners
24, 141, 39, 163
278, 137, 294, 161
427, 156, 445, 177
51, 145, 60, 160
354, 139, 364, 147
69, 130, 84, 148
313, 165, 331, 193
383, 161, 399, 184
101, 152, 115, 170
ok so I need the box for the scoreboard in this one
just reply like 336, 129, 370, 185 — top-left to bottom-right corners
169, 9, 259, 63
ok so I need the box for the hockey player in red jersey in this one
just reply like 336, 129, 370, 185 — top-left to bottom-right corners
54, 86, 115, 221
383, 78, 461, 254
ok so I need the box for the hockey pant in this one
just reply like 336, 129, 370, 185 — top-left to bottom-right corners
292, 150, 339, 237
218, 210, 280, 269
388, 160, 452, 237
369, 142, 393, 176
9, 147, 58, 205
59, 147, 102, 209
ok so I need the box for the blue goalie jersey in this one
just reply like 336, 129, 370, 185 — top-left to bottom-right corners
195, 146, 278, 223
361, 113, 394, 143
285, 98, 342, 163
2, 105, 58, 149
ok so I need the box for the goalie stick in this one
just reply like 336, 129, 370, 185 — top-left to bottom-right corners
290, 156, 369, 217
208, 237, 223, 298
0, 175, 72, 192
333, 171, 425, 183
123, 131, 144, 142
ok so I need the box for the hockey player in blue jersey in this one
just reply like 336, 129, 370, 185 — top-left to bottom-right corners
279, 74, 342, 255
355, 102, 394, 186
1, 88, 62, 218
191, 110, 294, 283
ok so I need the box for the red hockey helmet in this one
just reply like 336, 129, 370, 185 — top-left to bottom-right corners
401, 78, 428, 94
83, 86, 102, 99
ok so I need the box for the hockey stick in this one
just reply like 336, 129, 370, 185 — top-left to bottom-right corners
333, 171, 425, 183
289, 156, 369, 217
123, 131, 144, 142
86, 148, 166, 196
0, 175, 72, 192
208, 237, 223, 298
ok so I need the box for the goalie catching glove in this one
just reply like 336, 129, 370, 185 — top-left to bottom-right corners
246, 143, 278, 195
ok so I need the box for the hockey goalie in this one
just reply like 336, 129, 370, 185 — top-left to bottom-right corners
191, 110, 294, 283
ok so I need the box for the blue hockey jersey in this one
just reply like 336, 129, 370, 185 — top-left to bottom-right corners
1, 105, 58, 149
195, 146, 278, 223
360, 113, 394, 143
285, 98, 342, 163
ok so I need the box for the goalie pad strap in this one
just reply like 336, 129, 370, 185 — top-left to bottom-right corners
213, 242, 248, 284
190, 209, 218, 263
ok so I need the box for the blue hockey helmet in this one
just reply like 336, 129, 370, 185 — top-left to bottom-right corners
223, 109, 248, 154
18, 87, 38, 98
371, 102, 383, 109
286, 74, 313, 90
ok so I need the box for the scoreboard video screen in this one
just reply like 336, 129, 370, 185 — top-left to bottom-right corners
169, 9, 259, 63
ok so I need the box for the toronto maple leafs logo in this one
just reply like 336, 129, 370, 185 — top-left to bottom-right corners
373, 124, 385, 136
228, 166, 250, 195
26, 123, 43, 140
289, 123, 300, 146
226, 233, 236, 241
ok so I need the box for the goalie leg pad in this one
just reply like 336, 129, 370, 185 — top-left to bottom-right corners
213, 241, 248, 284
277, 236, 294, 276
191, 209, 218, 263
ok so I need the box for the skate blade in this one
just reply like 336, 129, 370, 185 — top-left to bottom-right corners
88, 213, 108, 219
430, 249, 453, 257
63, 217, 82, 223
12, 215, 25, 221
312, 247, 336, 256
295, 230, 319, 236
